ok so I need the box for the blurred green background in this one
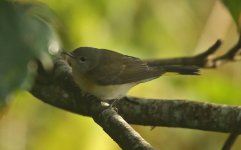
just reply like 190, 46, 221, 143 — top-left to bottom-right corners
1, 0, 241, 150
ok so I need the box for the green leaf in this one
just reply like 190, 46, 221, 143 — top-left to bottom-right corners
223, 0, 241, 29
0, 1, 60, 108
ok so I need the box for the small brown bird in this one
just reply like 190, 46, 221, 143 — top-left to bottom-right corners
64, 47, 199, 103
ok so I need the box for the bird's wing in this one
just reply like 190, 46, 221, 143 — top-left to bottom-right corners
87, 49, 162, 85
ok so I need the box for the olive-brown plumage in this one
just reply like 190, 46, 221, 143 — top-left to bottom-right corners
65, 47, 199, 100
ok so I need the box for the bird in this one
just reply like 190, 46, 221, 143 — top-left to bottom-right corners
63, 47, 199, 105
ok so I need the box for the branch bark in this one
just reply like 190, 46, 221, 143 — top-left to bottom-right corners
93, 107, 154, 150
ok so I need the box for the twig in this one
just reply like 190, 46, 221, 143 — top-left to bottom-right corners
144, 40, 222, 67
214, 35, 241, 67
222, 117, 241, 150
145, 35, 241, 68
222, 122, 241, 150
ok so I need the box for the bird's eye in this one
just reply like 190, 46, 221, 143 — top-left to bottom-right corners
79, 56, 86, 62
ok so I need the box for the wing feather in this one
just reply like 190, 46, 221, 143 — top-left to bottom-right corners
87, 49, 162, 85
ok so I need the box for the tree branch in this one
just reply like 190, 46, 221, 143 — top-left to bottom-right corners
144, 40, 222, 67
117, 97, 241, 133
31, 66, 241, 133
93, 106, 154, 150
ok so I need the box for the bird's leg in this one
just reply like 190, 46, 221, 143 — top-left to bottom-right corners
109, 99, 120, 107
100, 99, 120, 112
104, 99, 120, 112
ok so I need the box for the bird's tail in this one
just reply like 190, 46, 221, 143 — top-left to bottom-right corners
161, 65, 200, 75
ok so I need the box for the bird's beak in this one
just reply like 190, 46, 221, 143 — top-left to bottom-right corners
62, 52, 75, 58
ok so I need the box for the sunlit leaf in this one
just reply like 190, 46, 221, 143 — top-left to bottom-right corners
0, 1, 60, 108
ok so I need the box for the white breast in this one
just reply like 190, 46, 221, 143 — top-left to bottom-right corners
91, 83, 137, 100
72, 69, 137, 100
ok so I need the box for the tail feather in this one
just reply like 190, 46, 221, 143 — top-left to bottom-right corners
161, 65, 200, 75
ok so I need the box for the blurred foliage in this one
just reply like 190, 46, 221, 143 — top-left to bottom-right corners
0, 0, 60, 108
0, 0, 241, 150
222, 0, 241, 30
